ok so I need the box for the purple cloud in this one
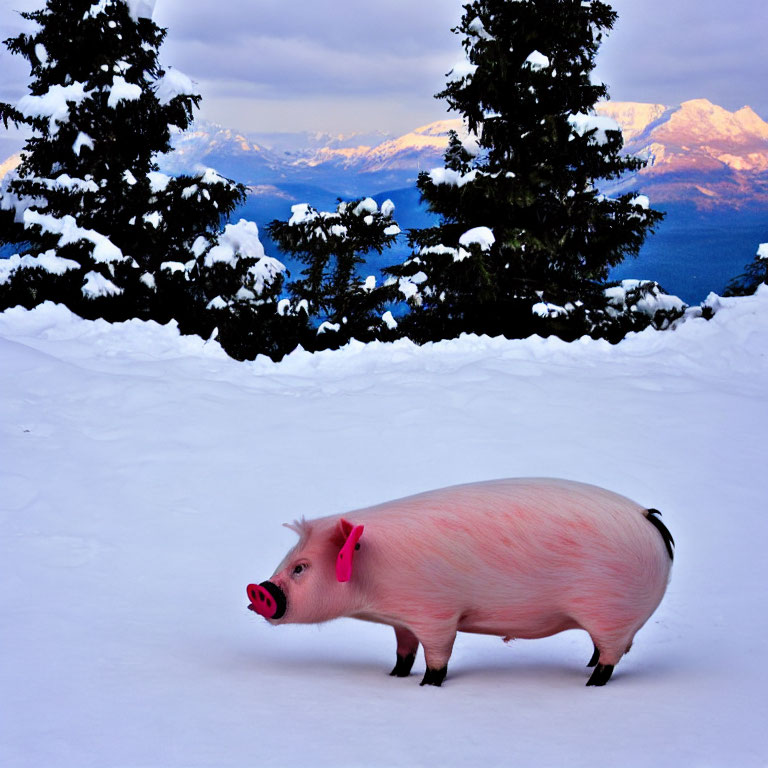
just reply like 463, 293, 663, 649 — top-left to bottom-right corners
1, 0, 766, 136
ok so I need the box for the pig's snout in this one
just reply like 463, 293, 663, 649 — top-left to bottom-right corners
247, 581, 287, 620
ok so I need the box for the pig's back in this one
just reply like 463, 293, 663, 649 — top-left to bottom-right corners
355, 477, 649, 545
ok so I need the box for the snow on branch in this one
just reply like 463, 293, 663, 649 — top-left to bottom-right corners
352, 198, 378, 216
467, 16, 494, 41
288, 203, 319, 226
107, 76, 142, 108
73, 132, 94, 156
204, 219, 266, 268
0, 251, 80, 285
447, 60, 478, 83
202, 219, 286, 297
524, 51, 551, 71
567, 112, 622, 145
154, 68, 198, 106
429, 168, 479, 188
459, 226, 495, 252
23, 210, 127, 264
420, 244, 471, 263
603, 280, 686, 320
82, 270, 123, 298
124, 0, 156, 21
17, 83, 91, 136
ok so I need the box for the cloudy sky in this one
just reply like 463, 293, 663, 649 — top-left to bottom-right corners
1, 0, 767, 137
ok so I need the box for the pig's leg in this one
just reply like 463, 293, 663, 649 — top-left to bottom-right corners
390, 626, 419, 678
586, 663, 614, 686
415, 625, 457, 687
585, 632, 635, 686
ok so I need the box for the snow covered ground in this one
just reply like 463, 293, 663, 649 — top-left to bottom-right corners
1, 293, 767, 767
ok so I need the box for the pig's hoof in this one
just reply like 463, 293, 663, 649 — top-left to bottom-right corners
390, 653, 416, 678
586, 663, 614, 686
587, 644, 600, 668
420, 666, 447, 687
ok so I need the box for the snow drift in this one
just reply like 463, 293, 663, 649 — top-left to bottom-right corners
1, 291, 767, 767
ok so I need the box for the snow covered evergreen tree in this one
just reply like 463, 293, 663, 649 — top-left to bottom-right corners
0, 0, 292, 359
385, 0, 664, 342
724, 242, 768, 297
589, 279, 686, 340
268, 198, 401, 349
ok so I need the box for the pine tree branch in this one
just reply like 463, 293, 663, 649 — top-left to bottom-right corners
0, 101, 26, 130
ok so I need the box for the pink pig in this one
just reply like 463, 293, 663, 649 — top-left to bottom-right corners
247, 478, 674, 686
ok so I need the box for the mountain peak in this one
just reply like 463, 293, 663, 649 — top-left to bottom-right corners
594, 101, 669, 143
654, 98, 768, 148
733, 105, 768, 138
736, 105, 761, 119
0, 153, 22, 182
679, 97, 719, 110
413, 119, 464, 138
599, 99, 768, 207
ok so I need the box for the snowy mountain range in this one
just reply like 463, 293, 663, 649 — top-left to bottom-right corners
153, 98, 768, 209
158, 120, 454, 196
2, 99, 767, 300
3, 98, 767, 207
596, 99, 768, 207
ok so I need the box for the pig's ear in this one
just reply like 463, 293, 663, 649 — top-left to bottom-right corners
335, 518, 364, 583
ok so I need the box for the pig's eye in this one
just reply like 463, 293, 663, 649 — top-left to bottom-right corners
292, 563, 307, 577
